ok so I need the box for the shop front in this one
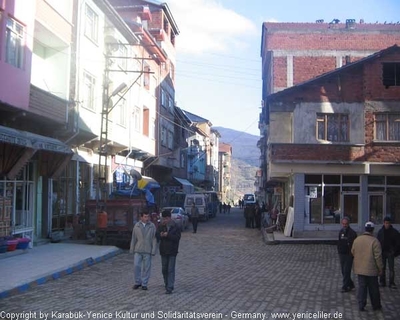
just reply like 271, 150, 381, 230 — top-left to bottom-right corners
0, 125, 73, 246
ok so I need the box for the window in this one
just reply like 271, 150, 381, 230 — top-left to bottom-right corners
116, 98, 126, 127
168, 96, 174, 113
161, 127, 167, 146
5, 17, 24, 69
168, 130, 174, 149
161, 89, 166, 107
382, 63, 400, 87
143, 64, 150, 90
83, 71, 96, 111
85, 5, 98, 42
150, 118, 155, 139
317, 113, 349, 142
375, 113, 400, 141
117, 42, 127, 71
133, 107, 140, 132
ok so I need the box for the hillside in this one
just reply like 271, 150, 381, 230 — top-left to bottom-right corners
214, 127, 259, 199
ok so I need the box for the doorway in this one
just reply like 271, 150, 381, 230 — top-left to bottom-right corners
342, 193, 359, 224
369, 194, 384, 224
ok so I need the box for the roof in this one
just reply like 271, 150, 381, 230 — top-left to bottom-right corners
181, 109, 211, 125
267, 44, 400, 101
138, 0, 180, 35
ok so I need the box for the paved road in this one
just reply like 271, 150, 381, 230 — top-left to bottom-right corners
1, 208, 399, 320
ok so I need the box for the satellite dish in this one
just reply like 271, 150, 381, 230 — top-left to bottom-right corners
130, 169, 142, 180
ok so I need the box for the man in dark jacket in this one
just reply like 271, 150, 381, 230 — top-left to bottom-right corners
157, 210, 181, 294
377, 216, 399, 289
337, 217, 357, 292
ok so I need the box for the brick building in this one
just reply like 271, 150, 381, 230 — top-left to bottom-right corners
262, 45, 400, 237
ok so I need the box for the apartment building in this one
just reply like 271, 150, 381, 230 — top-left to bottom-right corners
219, 143, 232, 204
259, 21, 400, 237
264, 45, 400, 237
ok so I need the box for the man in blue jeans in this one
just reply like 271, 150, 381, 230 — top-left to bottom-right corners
157, 210, 181, 294
130, 212, 157, 290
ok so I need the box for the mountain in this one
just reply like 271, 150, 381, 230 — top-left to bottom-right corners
214, 127, 259, 199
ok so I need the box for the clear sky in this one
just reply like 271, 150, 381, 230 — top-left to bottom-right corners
166, 0, 400, 136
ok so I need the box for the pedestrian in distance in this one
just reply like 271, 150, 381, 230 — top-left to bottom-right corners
130, 211, 157, 291
351, 221, 383, 312
190, 202, 199, 233
156, 210, 181, 294
377, 216, 400, 289
337, 217, 357, 293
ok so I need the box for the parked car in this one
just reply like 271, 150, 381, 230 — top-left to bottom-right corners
160, 207, 189, 231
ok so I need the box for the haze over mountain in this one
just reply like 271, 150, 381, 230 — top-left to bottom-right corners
214, 127, 259, 198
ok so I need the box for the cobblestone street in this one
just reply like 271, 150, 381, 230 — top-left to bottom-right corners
1, 207, 399, 320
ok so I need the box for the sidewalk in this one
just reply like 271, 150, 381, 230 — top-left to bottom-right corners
0, 242, 122, 299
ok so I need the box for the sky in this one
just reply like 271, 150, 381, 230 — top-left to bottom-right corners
165, 0, 400, 136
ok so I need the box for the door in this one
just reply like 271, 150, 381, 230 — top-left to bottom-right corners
369, 194, 384, 224
342, 193, 359, 224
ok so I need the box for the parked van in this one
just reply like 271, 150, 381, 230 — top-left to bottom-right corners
243, 193, 256, 206
184, 193, 209, 221
196, 191, 219, 218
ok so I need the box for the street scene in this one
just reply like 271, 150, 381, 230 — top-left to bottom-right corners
1, 207, 399, 320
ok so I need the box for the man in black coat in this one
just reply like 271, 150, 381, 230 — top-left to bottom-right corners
377, 216, 400, 289
337, 217, 357, 292
156, 210, 181, 294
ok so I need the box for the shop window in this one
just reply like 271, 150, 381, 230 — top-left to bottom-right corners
324, 175, 340, 184
387, 188, 400, 223
323, 186, 341, 224
368, 175, 385, 185
382, 63, 400, 87
6, 17, 24, 69
387, 176, 400, 185
305, 175, 322, 184
342, 175, 359, 184
375, 113, 400, 141
317, 113, 349, 142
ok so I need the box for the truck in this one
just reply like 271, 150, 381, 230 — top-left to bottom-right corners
85, 172, 160, 248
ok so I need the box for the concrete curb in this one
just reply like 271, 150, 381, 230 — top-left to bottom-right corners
262, 228, 338, 245
0, 248, 123, 299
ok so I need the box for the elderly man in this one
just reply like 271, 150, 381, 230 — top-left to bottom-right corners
351, 221, 383, 312
337, 217, 357, 293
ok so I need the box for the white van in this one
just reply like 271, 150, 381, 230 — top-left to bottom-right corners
243, 193, 256, 206
184, 193, 209, 221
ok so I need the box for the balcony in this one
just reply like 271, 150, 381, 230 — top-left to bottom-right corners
29, 85, 68, 124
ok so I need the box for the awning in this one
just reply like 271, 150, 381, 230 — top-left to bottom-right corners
138, 176, 160, 190
174, 177, 194, 194
0, 125, 73, 178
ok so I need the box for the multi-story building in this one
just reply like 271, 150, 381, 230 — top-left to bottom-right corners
264, 45, 400, 237
259, 21, 400, 232
219, 143, 232, 204
0, 0, 75, 243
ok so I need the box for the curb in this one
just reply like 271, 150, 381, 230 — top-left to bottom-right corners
0, 248, 123, 299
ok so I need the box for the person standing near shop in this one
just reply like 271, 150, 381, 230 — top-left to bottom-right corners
190, 203, 199, 233
130, 211, 157, 290
377, 216, 400, 289
351, 221, 383, 312
337, 217, 357, 292
157, 210, 181, 294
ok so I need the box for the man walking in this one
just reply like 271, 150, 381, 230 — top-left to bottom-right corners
130, 211, 157, 290
337, 217, 357, 292
377, 216, 400, 289
190, 202, 199, 233
351, 221, 383, 312
157, 210, 181, 294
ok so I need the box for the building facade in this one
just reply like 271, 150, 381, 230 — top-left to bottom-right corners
264, 46, 400, 237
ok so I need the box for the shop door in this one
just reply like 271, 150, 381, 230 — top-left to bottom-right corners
369, 194, 384, 224
342, 193, 359, 224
